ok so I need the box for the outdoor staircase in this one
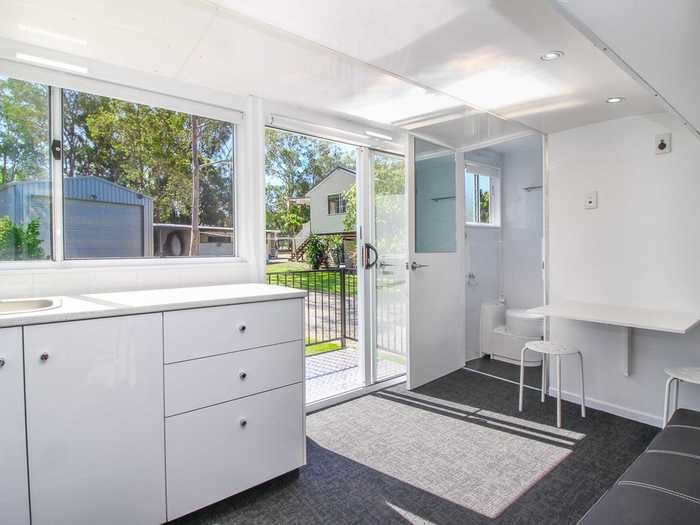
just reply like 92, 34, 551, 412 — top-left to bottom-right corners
292, 222, 311, 261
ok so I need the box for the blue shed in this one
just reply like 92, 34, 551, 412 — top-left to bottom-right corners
0, 176, 153, 258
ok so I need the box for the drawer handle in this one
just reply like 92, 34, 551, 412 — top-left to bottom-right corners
239, 371, 247, 380
238, 324, 247, 333
239, 418, 247, 428
40, 353, 50, 362
0, 357, 5, 368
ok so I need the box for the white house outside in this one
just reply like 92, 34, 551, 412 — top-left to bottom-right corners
305, 166, 355, 235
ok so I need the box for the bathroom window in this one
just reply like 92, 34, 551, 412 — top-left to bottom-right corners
61, 88, 236, 259
0, 76, 52, 261
465, 163, 500, 226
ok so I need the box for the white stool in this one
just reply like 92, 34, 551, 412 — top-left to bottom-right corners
519, 340, 586, 428
663, 367, 700, 427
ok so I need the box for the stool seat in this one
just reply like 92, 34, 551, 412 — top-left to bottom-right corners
525, 340, 579, 355
665, 367, 700, 385
519, 340, 585, 428
664, 367, 700, 426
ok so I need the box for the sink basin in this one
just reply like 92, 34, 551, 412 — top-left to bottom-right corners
0, 298, 61, 315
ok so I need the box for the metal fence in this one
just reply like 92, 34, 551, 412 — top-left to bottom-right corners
266, 268, 358, 346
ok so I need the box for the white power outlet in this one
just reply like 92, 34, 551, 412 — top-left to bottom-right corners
584, 191, 598, 210
656, 133, 672, 154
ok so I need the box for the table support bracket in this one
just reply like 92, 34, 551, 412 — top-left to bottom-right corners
623, 326, 632, 376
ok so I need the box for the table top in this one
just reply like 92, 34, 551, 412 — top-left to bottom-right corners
528, 301, 700, 334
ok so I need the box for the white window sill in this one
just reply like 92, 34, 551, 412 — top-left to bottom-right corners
0, 256, 249, 273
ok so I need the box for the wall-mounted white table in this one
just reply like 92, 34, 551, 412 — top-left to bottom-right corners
528, 302, 700, 376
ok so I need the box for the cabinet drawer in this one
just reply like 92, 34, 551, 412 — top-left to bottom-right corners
164, 299, 302, 363
165, 383, 305, 520
164, 340, 303, 416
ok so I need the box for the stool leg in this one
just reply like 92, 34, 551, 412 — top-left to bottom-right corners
663, 376, 674, 427
540, 354, 547, 402
578, 351, 586, 418
519, 347, 526, 412
674, 379, 680, 412
556, 355, 562, 428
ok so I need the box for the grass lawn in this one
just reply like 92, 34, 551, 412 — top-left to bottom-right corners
305, 340, 342, 356
265, 261, 311, 273
266, 263, 357, 295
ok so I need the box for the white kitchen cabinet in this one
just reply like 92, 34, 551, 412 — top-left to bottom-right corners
163, 298, 303, 363
24, 314, 166, 525
164, 340, 303, 416
165, 383, 305, 520
0, 327, 30, 525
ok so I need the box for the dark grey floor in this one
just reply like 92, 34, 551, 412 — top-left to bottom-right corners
174, 368, 658, 525
466, 356, 543, 389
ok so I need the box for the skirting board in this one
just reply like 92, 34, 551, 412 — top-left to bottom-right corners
547, 386, 663, 428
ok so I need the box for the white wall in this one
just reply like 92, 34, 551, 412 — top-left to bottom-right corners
464, 138, 544, 360
308, 169, 356, 235
465, 149, 502, 359
548, 113, 700, 426
501, 136, 544, 309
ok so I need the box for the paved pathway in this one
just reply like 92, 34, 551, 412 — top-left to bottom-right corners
306, 347, 406, 403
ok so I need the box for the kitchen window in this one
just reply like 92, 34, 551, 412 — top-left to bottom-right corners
0, 71, 240, 263
0, 76, 52, 261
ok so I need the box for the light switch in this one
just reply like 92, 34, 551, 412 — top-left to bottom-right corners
584, 191, 598, 210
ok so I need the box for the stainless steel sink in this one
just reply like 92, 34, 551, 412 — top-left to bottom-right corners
0, 298, 61, 315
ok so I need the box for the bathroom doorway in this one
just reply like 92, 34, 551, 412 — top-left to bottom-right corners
462, 134, 545, 384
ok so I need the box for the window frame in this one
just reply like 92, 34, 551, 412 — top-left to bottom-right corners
327, 193, 347, 215
465, 162, 501, 228
0, 64, 245, 269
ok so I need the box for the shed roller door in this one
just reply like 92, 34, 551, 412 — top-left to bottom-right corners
64, 199, 144, 258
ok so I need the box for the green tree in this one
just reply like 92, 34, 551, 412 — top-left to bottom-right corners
265, 128, 355, 238
0, 77, 50, 185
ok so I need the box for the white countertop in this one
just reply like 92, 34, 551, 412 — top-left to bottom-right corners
0, 283, 306, 328
529, 301, 700, 334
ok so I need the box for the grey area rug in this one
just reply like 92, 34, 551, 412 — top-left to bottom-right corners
173, 368, 658, 525
307, 388, 575, 519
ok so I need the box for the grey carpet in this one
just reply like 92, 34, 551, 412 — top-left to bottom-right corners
172, 368, 658, 525
466, 356, 543, 389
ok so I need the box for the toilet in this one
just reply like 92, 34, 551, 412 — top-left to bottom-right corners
480, 303, 544, 366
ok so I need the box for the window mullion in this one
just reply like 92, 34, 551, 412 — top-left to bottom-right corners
50, 86, 64, 263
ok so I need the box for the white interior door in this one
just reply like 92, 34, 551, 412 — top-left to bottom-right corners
407, 137, 465, 389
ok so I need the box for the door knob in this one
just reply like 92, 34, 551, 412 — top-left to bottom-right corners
40, 353, 49, 362
238, 324, 247, 333
0, 357, 5, 368
410, 261, 429, 270
239, 371, 247, 380
239, 418, 248, 427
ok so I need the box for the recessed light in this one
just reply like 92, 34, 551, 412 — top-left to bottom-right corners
540, 51, 564, 61
606, 97, 625, 104
15, 52, 88, 75
365, 130, 393, 141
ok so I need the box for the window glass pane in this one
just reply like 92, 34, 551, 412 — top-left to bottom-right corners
62, 89, 235, 259
478, 174, 491, 223
0, 76, 52, 261
465, 171, 476, 223
415, 138, 455, 253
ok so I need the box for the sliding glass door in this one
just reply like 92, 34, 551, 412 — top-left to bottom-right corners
369, 151, 408, 381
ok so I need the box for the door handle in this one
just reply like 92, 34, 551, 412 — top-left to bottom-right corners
409, 261, 429, 270
363, 242, 378, 269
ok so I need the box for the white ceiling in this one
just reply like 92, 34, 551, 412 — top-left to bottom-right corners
211, 0, 662, 133
0, 0, 666, 145
553, 0, 700, 138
